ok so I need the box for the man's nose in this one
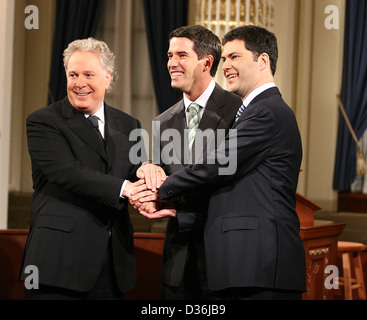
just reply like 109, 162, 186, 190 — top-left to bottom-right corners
76, 76, 86, 87
167, 56, 179, 68
222, 60, 231, 72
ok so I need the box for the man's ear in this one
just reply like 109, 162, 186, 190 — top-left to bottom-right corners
259, 53, 270, 72
203, 55, 214, 72
105, 72, 112, 90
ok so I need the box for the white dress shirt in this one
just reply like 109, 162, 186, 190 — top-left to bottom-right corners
85, 103, 105, 138
183, 79, 216, 125
243, 82, 276, 108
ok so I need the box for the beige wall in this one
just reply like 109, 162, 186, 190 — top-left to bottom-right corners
273, 0, 345, 211
306, 0, 345, 211
0, 0, 15, 228
0, 0, 54, 227
9, 0, 26, 193
10, 0, 54, 195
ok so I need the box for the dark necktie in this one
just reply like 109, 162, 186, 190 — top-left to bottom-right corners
87, 115, 104, 144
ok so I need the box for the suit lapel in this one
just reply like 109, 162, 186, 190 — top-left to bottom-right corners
62, 98, 108, 162
103, 103, 130, 165
161, 84, 230, 165
165, 101, 188, 165
199, 85, 226, 131
193, 84, 226, 154
234, 87, 280, 125
247, 87, 280, 107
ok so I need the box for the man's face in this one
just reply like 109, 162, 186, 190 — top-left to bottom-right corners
167, 37, 206, 95
66, 51, 111, 115
222, 39, 261, 100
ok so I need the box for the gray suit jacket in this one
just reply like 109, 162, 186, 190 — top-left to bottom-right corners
153, 83, 242, 287
159, 87, 306, 292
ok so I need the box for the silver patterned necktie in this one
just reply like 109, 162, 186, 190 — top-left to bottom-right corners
187, 103, 200, 150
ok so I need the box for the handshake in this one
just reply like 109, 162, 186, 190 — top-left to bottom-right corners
123, 163, 178, 219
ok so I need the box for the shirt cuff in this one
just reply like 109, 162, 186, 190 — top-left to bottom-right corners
120, 180, 129, 198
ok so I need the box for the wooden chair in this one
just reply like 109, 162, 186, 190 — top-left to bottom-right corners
337, 241, 367, 300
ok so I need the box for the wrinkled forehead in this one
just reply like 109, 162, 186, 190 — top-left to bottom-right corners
66, 51, 106, 72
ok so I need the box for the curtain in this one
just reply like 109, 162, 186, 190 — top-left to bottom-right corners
48, 0, 103, 104
95, 0, 159, 158
351, 129, 367, 193
142, 0, 189, 113
333, 0, 367, 192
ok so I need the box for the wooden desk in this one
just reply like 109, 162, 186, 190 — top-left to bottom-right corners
124, 233, 165, 300
0, 229, 28, 300
296, 194, 346, 300
0, 230, 165, 300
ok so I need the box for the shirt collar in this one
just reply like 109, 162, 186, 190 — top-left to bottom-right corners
243, 82, 276, 107
183, 79, 216, 111
84, 102, 105, 124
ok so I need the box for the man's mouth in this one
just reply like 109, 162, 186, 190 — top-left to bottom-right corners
170, 71, 183, 79
74, 91, 92, 96
226, 73, 238, 80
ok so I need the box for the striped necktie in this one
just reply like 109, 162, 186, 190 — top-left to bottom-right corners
187, 103, 200, 150
235, 104, 246, 122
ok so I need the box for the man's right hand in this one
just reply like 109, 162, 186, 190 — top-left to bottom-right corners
136, 163, 166, 191
122, 179, 147, 198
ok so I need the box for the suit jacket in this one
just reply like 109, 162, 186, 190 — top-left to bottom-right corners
19, 97, 144, 293
158, 87, 306, 292
153, 83, 242, 287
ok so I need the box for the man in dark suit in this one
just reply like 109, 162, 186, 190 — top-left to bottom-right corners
134, 25, 242, 299
19, 38, 146, 299
135, 26, 306, 300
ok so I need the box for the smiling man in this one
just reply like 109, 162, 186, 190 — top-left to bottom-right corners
135, 25, 242, 300
66, 50, 112, 115
136, 26, 306, 300
19, 38, 145, 300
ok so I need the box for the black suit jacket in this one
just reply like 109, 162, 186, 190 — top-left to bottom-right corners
19, 97, 144, 293
153, 83, 242, 287
159, 87, 306, 292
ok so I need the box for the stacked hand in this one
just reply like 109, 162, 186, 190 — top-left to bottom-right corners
123, 163, 178, 219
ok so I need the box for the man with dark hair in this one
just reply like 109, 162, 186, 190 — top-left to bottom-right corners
222, 25, 278, 76
135, 25, 242, 299
135, 25, 306, 300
